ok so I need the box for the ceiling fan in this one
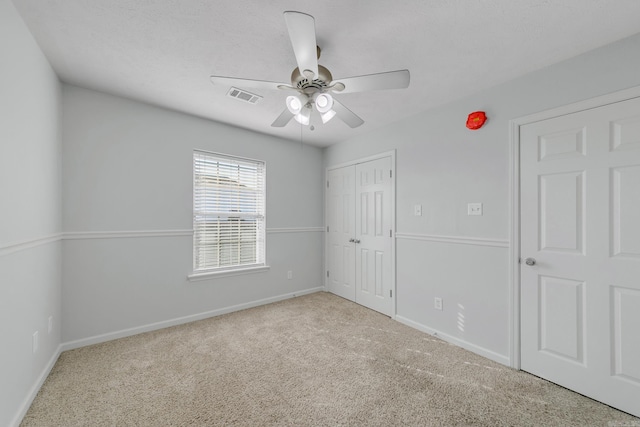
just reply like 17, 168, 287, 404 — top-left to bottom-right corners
210, 11, 410, 129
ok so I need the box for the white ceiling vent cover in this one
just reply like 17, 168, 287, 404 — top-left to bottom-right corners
227, 87, 262, 104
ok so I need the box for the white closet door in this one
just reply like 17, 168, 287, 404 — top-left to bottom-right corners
520, 96, 640, 417
327, 156, 394, 317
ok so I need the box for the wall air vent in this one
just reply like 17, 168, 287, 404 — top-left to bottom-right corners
227, 87, 262, 104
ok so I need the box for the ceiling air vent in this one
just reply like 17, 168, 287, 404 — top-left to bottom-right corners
227, 87, 262, 104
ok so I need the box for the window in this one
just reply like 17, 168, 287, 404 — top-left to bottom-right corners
193, 150, 266, 274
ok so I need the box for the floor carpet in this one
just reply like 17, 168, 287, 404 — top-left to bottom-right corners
21, 292, 640, 426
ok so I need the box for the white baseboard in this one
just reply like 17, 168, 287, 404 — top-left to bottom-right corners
61, 286, 324, 352
10, 344, 62, 427
395, 315, 511, 367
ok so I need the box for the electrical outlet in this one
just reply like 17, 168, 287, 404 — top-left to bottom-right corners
32, 331, 39, 354
434, 297, 443, 311
48, 316, 53, 334
414, 204, 422, 216
287, 271, 292, 280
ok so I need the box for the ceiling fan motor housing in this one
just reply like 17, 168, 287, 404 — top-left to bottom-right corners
291, 65, 333, 94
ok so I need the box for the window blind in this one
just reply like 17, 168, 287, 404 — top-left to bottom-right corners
193, 151, 265, 272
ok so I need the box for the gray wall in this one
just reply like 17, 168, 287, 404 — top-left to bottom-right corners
0, 0, 62, 425
61, 85, 325, 344
324, 33, 640, 364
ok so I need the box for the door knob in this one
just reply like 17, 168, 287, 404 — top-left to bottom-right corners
354, 239, 361, 244
349, 238, 355, 243
524, 257, 536, 266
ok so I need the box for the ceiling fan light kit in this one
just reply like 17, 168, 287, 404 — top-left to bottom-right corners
286, 94, 312, 125
313, 93, 333, 113
286, 95, 305, 115
321, 109, 337, 124
295, 105, 311, 125
210, 11, 410, 129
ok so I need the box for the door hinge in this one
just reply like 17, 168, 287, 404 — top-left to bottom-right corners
327, 180, 329, 188
390, 289, 393, 298
389, 229, 392, 237
327, 226, 329, 232
327, 270, 329, 278
390, 170, 392, 178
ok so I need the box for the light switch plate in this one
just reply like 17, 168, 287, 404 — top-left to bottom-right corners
414, 204, 422, 216
467, 203, 483, 216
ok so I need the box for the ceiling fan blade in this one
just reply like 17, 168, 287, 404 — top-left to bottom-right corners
210, 75, 284, 92
332, 99, 364, 128
333, 70, 410, 94
271, 108, 295, 127
283, 11, 319, 80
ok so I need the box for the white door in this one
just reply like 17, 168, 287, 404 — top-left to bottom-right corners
520, 96, 640, 417
327, 156, 394, 316
354, 157, 393, 316
327, 165, 356, 301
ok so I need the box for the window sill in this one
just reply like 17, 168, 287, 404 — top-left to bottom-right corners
187, 265, 270, 282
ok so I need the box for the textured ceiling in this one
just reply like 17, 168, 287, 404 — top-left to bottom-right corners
12, 0, 640, 147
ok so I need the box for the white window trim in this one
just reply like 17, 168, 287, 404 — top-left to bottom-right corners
187, 265, 270, 282
191, 149, 267, 276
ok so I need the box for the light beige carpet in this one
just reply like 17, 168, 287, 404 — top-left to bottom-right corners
22, 292, 639, 426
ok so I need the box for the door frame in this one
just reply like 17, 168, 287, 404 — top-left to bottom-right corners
508, 85, 640, 370
324, 150, 397, 318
